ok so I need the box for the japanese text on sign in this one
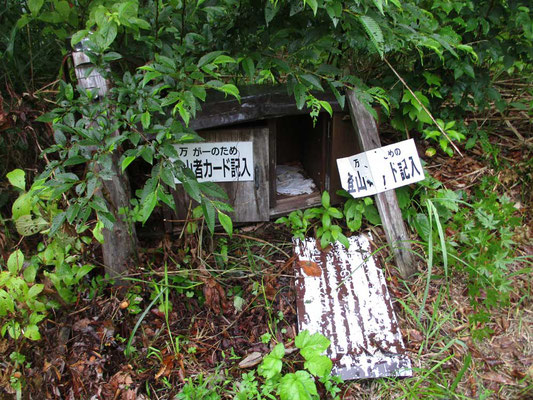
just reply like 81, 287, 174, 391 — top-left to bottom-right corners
336, 139, 424, 198
174, 141, 254, 183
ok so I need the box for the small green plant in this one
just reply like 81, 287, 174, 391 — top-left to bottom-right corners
0, 250, 46, 341
400, 175, 528, 339
176, 374, 222, 400
234, 330, 343, 400
337, 190, 381, 230
1, 169, 94, 342
276, 191, 381, 249
276, 191, 347, 249
8, 351, 29, 397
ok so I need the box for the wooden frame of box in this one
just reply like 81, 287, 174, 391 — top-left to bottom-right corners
170, 86, 361, 223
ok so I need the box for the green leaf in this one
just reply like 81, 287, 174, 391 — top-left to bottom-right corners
217, 211, 233, 237
141, 71, 162, 87
64, 83, 74, 101
265, 1, 280, 25
97, 211, 115, 230
327, 207, 343, 219
372, 0, 384, 14
258, 343, 284, 379
23, 324, 41, 341
71, 29, 89, 47
121, 156, 136, 172
160, 167, 176, 189
49, 212, 66, 236
278, 371, 318, 400
301, 74, 323, 91
36, 112, 57, 123
198, 51, 224, 68
327, 81, 345, 110
294, 83, 307, 110
23, 263, 38, 283
304, 0, 318, 16
7, 250, 24, 275
66, 203, 80, 224
4, 321, 21, 340
321, 213, 331, 229
191, 85, 207, 102
199, 181, 228, 200
174, 102, 190, 126
213, 55, 236, 64
319, 100, 333, 116
182, 178, 202, 202
219, 84, 240, 100
6, 169, 25, 191
140, 191, 158, 224
412, 213, 431, 241
27, 284, 44, 299
358, 15, 384, 58
63, 155, 88, 167
242, 57, 255, 79
363, 204, 381, 225
93, 221, 104, 243
202, 199, 215, 234
435, 189, 459, 212
28, 0, 44, 15
304, 354, 332, 378
295, 330, 330, 360
396, 187, 410, 210
103, 52, 122, 62
338, 232, 350, 249
12, 193, 32, 220
16, 215, 48, 236
98, 21, 118, 50
56, 1, 71, 19
321, 191, 330, 208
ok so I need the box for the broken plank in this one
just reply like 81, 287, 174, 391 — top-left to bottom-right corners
346, 90, 417, 279
294, 235, 412, 380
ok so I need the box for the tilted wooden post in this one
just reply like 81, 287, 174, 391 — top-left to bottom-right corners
72, 41, 138, 282
346, 90, 417, 279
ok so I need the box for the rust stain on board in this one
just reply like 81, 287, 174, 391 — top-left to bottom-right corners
293, 235, 412, 380
298, 260, 322, 277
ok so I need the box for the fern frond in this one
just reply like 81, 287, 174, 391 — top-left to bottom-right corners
358, 15, 384, 59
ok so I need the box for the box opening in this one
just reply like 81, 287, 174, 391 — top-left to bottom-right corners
270, 114, 328, 216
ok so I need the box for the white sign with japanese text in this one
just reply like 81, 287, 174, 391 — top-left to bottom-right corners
336, 139, 424, 198
174, 141, 254, 182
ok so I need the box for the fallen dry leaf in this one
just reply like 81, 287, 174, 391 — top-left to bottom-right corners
299, 260, 322, 277
481, 371, 515, 385
72, 318, 92, 331
238, 352, 263, 368
203, 278, 230, 314
155, 355, 175, 379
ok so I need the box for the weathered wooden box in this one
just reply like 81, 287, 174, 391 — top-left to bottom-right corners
172, 86, 361, 223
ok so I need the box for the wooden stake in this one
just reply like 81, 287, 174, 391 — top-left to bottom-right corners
72, 46, 138, 282
346, 90, 417, 279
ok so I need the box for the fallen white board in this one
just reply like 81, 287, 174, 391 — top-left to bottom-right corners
293, 235, 412, 380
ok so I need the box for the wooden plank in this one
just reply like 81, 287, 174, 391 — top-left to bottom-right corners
329, 113, 361, 204
346, 90, 417, 279
294, 235, 412, 380
172, 127, 270, 222
268, 119, 277, 208
269, 192, 322, 218
189, 85, 342, 131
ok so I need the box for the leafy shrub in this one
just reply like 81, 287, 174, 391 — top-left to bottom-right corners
276, 191, 380, 249
234, 330, 342, 400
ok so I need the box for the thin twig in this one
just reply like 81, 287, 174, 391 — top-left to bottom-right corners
384, 57, 464, 157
